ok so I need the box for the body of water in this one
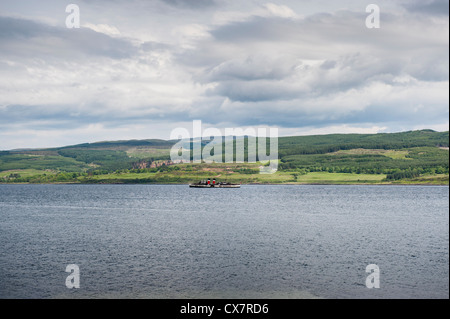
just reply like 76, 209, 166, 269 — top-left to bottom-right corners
0, 184, 448, 299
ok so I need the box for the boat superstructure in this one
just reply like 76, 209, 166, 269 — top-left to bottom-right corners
189, 178, 240, 188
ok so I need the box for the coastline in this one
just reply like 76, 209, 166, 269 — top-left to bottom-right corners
1, 181, 448, 186
3, 170, 448, 186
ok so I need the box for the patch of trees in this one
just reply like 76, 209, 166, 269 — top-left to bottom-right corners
385, 167, 448, 180
278, 130, 449, 156
58, 149, 134, 171
279, 147, 449, 179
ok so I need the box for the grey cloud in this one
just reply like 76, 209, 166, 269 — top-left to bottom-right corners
200, 53, 411, 103
210, 16, 293, 44
0, 16, 138, 60
205, 10, 447, 56
207, 80, 303, 102
315, 54, 405, 89
161, 0, 218, 9
204, 56, 298, 82
188, 97, 449, 130
140, 41, 172, 52
0, 103, 177, 131
0, 1, 448, 149
0, 104, 90, 130
344, 103, 450, 127
78, 0, 220, 11
402, 0, 449, 16
209, 12, 378, 47
179, 9, 448, 106
405, 52, 449, 82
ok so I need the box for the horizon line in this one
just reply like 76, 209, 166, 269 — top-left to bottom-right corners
2, 128, 448, 152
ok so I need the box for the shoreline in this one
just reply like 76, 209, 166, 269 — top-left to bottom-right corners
1, 181, 448, 186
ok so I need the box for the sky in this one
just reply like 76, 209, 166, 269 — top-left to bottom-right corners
0, 0, 448, 150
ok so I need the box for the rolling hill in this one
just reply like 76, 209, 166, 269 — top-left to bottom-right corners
1, 130, 448, 184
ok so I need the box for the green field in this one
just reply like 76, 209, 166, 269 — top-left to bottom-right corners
333, 149, 411, 160
78, 170, 386, 185
294, 172, 386, 184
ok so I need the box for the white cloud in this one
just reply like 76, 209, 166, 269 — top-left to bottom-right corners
0, 0, 448, 149
263, 3, 298, 18
279, 125, 389, 137
83, 23, 121, 36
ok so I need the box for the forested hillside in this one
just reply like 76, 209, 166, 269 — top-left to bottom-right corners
1, 130, 448, 184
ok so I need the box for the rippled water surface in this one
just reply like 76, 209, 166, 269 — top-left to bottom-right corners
0, 184, 448, 299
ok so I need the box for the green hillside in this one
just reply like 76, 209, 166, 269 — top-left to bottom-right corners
278, 129, 448, 155
1, 130, 448, 185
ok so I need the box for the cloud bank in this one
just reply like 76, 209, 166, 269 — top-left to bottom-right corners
0, 0, 448, 149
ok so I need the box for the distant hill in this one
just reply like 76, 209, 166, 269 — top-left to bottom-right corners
55, 139, 176, 150
0, 130, 448, 183
278, 129, 449, 156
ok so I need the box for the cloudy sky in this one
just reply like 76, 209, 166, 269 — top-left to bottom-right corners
0, 0, 448, 149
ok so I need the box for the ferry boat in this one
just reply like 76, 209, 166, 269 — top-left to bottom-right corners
189, 178, 240, 188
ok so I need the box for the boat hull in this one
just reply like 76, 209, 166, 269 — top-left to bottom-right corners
189, 184, 240, 188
